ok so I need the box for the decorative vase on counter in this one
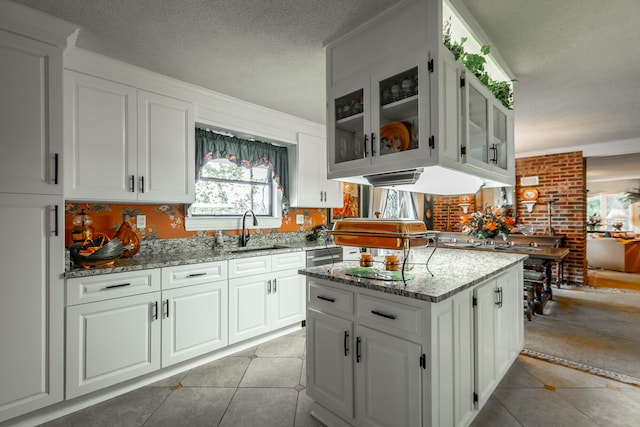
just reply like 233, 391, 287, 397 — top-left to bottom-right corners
114, 213, 140, 258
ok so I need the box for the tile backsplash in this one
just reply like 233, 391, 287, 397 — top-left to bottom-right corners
64, 202, 328, 247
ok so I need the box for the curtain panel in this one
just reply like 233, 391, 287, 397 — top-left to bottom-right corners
195, 128, 289, 203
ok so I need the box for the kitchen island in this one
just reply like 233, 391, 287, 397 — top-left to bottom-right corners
299, 248, 527, 427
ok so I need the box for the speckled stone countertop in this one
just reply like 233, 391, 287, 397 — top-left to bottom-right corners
299, 247, 528, 303
65, 239, 339, 279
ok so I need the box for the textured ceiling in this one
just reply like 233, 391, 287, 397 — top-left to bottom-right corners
14, 0, 640, 181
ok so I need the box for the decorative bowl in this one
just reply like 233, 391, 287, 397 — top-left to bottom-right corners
69, 237, 124, 269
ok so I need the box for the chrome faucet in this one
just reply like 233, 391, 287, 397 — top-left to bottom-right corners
241, 209, 258, 247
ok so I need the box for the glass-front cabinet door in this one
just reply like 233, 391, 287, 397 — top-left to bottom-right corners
465, 80, 489, 166
327, 55, 431, 179
461, 73, 513, 177
371, 56, 431, 170
492, 104, 509, 171
328, 77, 372, 176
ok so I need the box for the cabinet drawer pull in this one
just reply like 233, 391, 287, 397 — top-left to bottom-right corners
187, 272, 207, 278
153, 301, 158, 320
316, 295, 335, 303
267, 279, 272, 294
104, 283, 131, 290
273, 278, 277, 293
371, 309, 397, 320
356, 336, 361, 363
344, 331, 349, 356
164, 299, 169, 318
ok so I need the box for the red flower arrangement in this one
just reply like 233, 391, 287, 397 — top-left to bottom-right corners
460, 206, 515, 239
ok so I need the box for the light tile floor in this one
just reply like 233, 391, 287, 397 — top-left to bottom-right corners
41, 327, 640, 427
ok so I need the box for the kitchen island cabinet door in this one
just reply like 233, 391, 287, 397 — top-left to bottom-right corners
66, 293, 161, 399
355, 325, 422, 427
0, 194, 64, 422
0, 30, 63, 196
306, 308, 354, 422
162, 281, 228, 367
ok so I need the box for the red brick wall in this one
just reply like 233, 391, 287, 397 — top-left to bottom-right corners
515, 152, 587, 285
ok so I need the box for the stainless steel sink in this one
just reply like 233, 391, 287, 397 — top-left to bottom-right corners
228, 245, 288, 254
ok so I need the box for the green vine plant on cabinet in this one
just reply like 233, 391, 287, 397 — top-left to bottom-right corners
443, 18, 515, 110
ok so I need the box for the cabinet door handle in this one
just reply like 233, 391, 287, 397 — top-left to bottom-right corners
139, 176, 145, 193
153, 301, 158, 320
356, 336, 361, 363
316, 295, 335, 303
371, 309, 397, 320
371, 133, 376, 156
490, 144, 498, 163
363, 134, 369, 157
53, 205, 59, 236
187, 272, 207, 278
344, 330, 350, 356
104, 283, 131, 290
320, 191, 323, 202
54, 153, 59, 185
164, 299, 169, 318
130, 175, 136, 192
267, 279, 272, 294
494, 288, 503, 307
273, 278, 277, 293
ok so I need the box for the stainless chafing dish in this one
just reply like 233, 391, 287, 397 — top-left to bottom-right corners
328, 218, 438, 249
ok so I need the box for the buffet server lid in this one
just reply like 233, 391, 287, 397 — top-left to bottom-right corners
328, 218, 437, 249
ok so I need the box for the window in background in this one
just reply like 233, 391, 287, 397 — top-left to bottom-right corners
587, 192, 630, 230
381, 189, 418, 219
192, 159, 272, 216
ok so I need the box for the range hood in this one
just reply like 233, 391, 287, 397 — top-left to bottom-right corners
365, 169, 423, 187
345, 166, 488, 195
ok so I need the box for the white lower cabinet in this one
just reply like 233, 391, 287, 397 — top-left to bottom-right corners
229, 252, 306, 344
307, 308, 355, 421
66, 261, 229, 397
66, 291, 162, 399
161, 281, 228, 367
306, 262, 523, 427
65, 270, 162, 399
356, 325, 422, 427
474, 267, 522, 409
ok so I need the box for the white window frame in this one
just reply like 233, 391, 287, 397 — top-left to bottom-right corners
185, 180, 283, 231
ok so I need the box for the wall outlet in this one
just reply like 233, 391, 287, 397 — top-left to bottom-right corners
136, 215, 146, 230
296, 214, 305, 225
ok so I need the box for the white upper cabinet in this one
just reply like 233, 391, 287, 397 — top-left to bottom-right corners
324, 0, 515, 188
460, 70, 514, 179
0, 29, 64, 195
289, 132, 343, 208
65, 71, 195, 203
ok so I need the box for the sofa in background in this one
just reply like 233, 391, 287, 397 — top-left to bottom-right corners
587, 236, 640, 273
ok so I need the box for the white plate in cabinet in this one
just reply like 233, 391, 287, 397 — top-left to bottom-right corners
66, 269, 161, 306
161, 261, 227, 290
161, 281, 228, 367
66, 292, 161, 399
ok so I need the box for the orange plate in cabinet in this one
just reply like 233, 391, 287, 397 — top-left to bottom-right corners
521, 187, 539, 201
380, 122, 410, 154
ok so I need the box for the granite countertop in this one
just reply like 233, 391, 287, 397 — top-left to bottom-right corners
65, 240, 339, 279
298, 247, 528, 303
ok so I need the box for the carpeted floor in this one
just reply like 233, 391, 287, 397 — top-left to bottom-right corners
524, 286, 640, 386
